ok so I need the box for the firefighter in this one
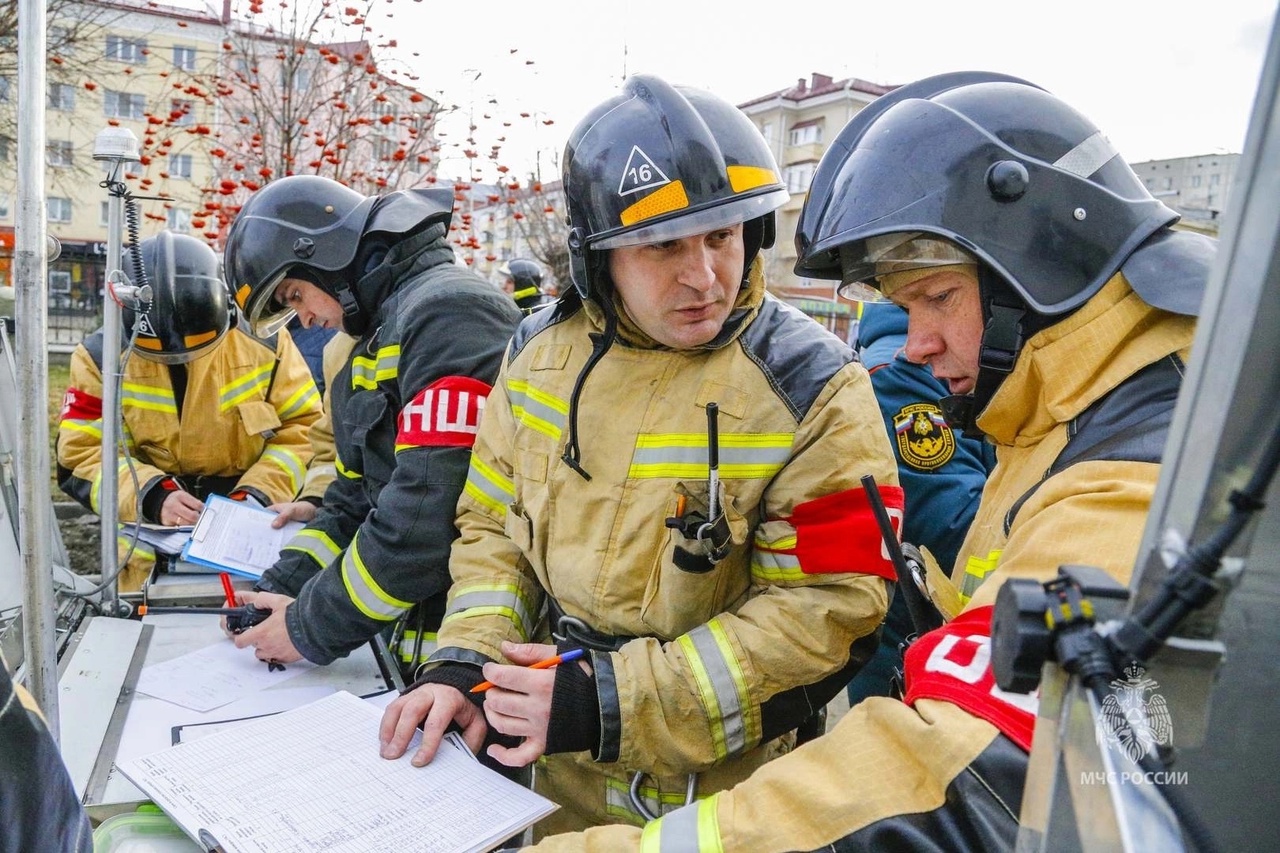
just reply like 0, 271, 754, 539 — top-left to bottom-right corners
499, 257, 554, 314
844, 300, 996, 705
222, 176, 522, 679
56, 231, 321, 591
379, 74, 901, 838
520, 71, 1215, 851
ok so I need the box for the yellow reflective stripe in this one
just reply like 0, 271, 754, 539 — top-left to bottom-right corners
117, 529, 156, 562
60, 419, 103, 438
350, 345, 400, 390
629, 433, 791, 480
395, 631, 438, 663
750, 530, 803, 582
507, 378, 568, 441
463, 455, 514, 517
605, 777, 692, 826
341, 534, 414, 621
261, 446, 306, 491
335, 455, 361, 480
219, 361, 273, 411
442, 582, 536, 640
277, 381, 321, 421
960, 548, 1002, 604
676, 619, 753, 760
120, 382, 176, 414
281, 528, 342, 568
642, 795, 724, 853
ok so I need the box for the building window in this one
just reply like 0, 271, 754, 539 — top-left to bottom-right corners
100, 200, 110, 227
48, 83, 76, 111
167, 207, 192, 233
47, 140, 74, 168
105, 35, 147, 63
170, 99, 195, 126
760, 121, 775, 144
375, 138, 397, 160
47, 197, 73, 223
784, 162, 815, 194
104, 89, 146, 119
788, 124, 821, 146
372, 99, 396, 118
1164, 177, 1174, 190
1191, 175, 1202, 188
173, 45, 197, 71
0, 195, 9, 219
168, 153, 193, 179
1209, 173, 1221, 186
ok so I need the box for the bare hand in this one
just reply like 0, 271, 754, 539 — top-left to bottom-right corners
229, 590, 303, 664
266, 500, 319, 527
160, 490, 204, 526
479, 640, 560, 767
379, 683, 487, 766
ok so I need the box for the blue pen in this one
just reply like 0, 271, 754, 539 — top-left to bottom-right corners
470, 647, 585, 693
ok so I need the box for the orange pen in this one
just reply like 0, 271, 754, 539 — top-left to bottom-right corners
470, 648, 585, 693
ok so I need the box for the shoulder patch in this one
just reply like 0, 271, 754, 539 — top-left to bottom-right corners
61, 386, 102, 423
893, 403, 956, 471
396, 375, 492, 449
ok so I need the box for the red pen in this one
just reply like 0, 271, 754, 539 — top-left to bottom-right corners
219, 572, 237, 608
470, 648, 585, 693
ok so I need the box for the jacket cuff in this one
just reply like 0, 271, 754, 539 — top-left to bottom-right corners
284, 594, 336, 666
407, 662, 487, 709
545, 651, 602, 757
139, 475, 179, 523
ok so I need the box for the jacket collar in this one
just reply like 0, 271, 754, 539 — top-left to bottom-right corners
977, 273, 1196, 446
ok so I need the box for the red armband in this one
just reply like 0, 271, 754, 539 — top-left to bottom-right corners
396, 376, 492, 449
787, 484, 904, 580
902, 606, 1039, 751
60, 387, 102, 422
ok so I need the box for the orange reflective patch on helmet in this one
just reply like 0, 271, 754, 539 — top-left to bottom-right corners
619, 180, 689, 227
234, 282, 252, 311
727, 164, 780, 193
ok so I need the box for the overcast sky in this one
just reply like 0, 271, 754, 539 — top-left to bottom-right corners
380, 0, 1275, 183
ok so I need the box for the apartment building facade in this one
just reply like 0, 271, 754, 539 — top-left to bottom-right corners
1130, 152, 1239, 235
737, 73, 895, 339
1, 0, 437, 345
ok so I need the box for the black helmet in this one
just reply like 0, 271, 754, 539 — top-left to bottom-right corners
794, 71, 1193, 433
794, 71, 1179, 314
499, 257, 543, 294
562, 74, 789, 300
224, 175, 375, 337
124, 231, 232, 364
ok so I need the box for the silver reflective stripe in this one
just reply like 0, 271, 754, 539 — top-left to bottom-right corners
645, 797, 720, 853
262, 446, 306, 491
340, 538, 413, 621
679, 623, 747, 758
1054, 131, 1118, 178
443, 585, 535, 638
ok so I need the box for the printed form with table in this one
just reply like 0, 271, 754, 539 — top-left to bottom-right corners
68, 498, 556, 853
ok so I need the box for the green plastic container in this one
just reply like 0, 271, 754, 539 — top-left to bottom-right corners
92, 811, 203, 852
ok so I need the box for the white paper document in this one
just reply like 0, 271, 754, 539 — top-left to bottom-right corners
121, 522, 195, 556
117, 691, 558, 853
136, 637, 315, 712
182, 494, 304, 579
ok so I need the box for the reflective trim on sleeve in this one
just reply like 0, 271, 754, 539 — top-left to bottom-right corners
675, 619, 753, 760
506, 378, 568, 441
441, 582, 536, 640
218, 362, 273, 411
277, 380, 321, 421
59, 418, 103, 439
260, 446, 306, 492
394, 630, 438, 666
960, 548, 1002, 604
335, 455, 361, 480
462, 456, 514, 518
117, 529, 156, 563
120, 382, 177, 414
350, 345, 400, 390
640, 795, 724, 853
340, 533, 414, 621
749, 530, 804, 583
281, 528, 342, 569
629, 433, 791, 480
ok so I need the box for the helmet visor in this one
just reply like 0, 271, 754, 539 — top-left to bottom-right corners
593, 189, 789, 250
836, 233, 976, 301
244, 269, 296, 337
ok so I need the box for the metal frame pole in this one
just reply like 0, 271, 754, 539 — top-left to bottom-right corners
15, 0, 59, 730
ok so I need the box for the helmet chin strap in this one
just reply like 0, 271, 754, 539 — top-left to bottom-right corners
940, 267, 1026, 437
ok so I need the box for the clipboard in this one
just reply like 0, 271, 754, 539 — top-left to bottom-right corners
180, 494, 303, 580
